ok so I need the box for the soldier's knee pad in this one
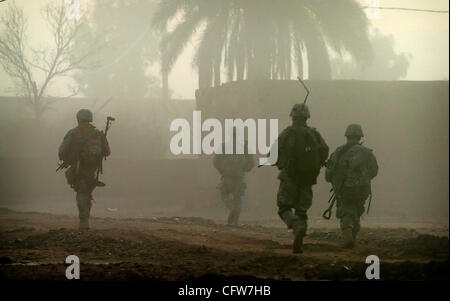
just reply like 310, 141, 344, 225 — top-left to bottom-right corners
279, 210, 299, 229
295, 210, 308, 221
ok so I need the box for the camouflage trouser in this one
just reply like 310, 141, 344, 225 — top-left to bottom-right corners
73, 167, 97, 222
219, 175, 246, 224
336, 194, 366, 233
277, 175, 313, 231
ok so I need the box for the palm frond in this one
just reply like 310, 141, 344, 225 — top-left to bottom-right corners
162, 7, 203, 71
152, 0, 197, 31
292, 11, 331, 80
304, 0, 373, 62
193, 5, 230, 86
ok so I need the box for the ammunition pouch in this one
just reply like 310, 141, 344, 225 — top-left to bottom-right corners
65, 166, 77, 186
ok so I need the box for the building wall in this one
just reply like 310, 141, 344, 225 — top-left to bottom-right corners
0, 80, 448, 220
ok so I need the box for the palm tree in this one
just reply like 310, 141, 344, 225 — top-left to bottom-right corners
153, 0, 372, 89
74, 0, 160, 100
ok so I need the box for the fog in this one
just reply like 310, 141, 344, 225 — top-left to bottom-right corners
1, 0, 448, 98
0, 0, 448, 227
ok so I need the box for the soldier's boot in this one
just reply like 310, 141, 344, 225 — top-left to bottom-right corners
233, 209, 241, 225
228, 198, 242, 226
227, 209, 240, 226
292, 221, 306, 254
79, 219, 89, 231
227, 209, 234, 225
342, 228, 355, 248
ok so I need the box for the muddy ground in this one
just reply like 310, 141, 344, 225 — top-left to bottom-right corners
0, 208, 448, 281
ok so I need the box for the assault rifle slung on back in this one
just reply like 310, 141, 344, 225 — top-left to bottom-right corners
95, 116, 115, 186
257, 76, 310, 168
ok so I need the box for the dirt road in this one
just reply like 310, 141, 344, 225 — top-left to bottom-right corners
0, 208, 448, 281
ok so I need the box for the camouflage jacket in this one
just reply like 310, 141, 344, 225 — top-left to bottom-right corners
213, 141, 255, 178
275, 123, 329, 179
58, 124, 111, 167
325, 142, 378, 190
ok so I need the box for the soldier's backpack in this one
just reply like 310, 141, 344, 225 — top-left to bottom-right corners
328, 143, 374, 198
76, 128, 104, 166
287, 126, 324, 184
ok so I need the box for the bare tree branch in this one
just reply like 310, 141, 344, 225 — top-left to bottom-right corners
0, 1, 104, 120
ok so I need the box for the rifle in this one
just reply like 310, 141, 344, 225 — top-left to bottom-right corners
297, 76, 310, 105
322, 161, 349, 220
257, 76, 310, 169
56, 149, 80, 190
56, 161, 69, 172
366, 186, 373, 214
95, 116, 115, 186
322, 139, 367, 220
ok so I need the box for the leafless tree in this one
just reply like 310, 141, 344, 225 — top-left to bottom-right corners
0, 1, 103, 120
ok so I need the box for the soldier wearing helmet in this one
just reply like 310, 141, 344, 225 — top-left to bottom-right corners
274, 103, 329, 253
290, 103, 310, 119
58, 109, 111, 231
76, 109, 93, 123
345, 123, 364, 138
325, 124, 378, 248
213, 128, 255, 225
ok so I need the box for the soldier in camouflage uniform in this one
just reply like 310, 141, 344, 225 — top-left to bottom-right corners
58, 109, 111, 231
213, 129, 255, 225
275, 104, 329, 253
325, 124, 378, 248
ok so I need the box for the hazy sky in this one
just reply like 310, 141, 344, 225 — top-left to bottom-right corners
0, 0, 448, 99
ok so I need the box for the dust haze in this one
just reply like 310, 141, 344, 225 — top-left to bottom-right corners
0, 0, 448, 281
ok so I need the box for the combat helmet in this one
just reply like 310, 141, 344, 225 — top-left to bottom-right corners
345, 124, 364, 138
290, 103, 310, 119
76, 109, 93, 123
